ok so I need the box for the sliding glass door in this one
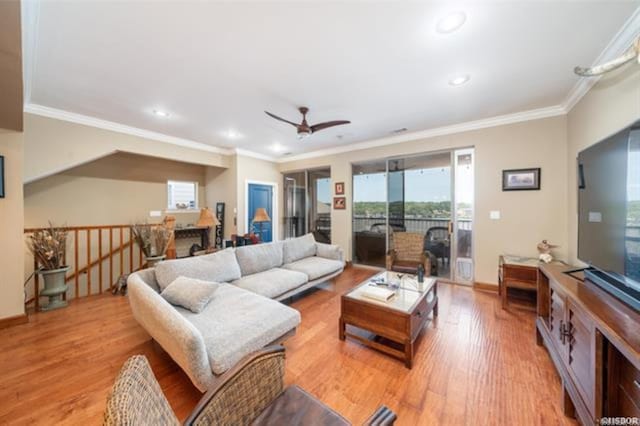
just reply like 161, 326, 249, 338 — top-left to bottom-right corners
352, 149, 474, 284
453, 149, 474, 283
283, 168, 332, 243
388, 153, 453, 280
283, 172, 306, 239
308, 169, 331, 243
352, 161, 387, 267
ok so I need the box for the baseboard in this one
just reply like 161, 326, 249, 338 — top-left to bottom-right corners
0, 313, 28, 330
474, 281, 498, 293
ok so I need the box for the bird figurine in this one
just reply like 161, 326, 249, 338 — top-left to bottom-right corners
537, 240, 558, 263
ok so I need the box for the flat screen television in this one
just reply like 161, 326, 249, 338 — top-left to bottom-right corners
577, 119, 640, 311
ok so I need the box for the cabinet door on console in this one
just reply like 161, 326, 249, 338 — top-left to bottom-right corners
567, 299, 602, 419
549, 286, 568, 357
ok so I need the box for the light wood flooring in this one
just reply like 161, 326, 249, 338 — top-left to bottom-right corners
0, 266, 575, 425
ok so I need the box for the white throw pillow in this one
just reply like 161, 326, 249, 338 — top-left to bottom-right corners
161, 276, 219, 313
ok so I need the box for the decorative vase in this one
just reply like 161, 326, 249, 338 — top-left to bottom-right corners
145, 254, 166, 268
39, 266, 70, 312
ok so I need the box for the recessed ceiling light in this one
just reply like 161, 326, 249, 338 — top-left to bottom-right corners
222, 129, 243, 140
270, 143, 287, 153
152, 109, 170, 118
436, 11, 466, 34
449, 74, 470, 86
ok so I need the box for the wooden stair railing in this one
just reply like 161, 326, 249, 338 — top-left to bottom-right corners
23, 224, 156, 311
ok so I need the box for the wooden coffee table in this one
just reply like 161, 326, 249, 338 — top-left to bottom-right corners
339, 271, 438, 368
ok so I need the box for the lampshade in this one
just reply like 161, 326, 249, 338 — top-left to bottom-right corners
252, 207, 271, 223
196, 207, 220, 227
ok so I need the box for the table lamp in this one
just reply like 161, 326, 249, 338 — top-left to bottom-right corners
196, 207, 220, 228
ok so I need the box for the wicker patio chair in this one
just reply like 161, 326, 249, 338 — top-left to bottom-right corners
386, 232, 434, 275
104, 347, 397, 426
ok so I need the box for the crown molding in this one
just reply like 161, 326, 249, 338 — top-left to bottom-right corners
562, 6, 640, 112
277, 104, 566, 163
24, 103, 234, 155
234, 148, 277, 162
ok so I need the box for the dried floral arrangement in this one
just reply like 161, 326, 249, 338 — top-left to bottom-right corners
131, 224, 173, 257
26, 223, 68, 270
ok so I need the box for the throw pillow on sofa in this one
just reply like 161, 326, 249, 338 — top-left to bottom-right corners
235, 242, 284, 276
283, 233, 317, 264
161, 276, 219, 313
155, 248, 242, 291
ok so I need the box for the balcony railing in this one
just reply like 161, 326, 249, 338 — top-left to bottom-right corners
352, 216, 471, 234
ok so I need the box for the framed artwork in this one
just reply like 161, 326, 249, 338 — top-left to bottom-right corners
502, 168, 541, 191
0, 155, 4, 198
333, 197, 346, 210
335, 182, 345, 195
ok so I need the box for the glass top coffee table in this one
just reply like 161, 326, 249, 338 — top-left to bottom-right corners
339, 271, 438, 368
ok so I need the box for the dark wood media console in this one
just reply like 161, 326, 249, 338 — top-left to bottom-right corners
536, 264, 640, 424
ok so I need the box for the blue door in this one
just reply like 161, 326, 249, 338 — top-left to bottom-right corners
248, 183, 273, 242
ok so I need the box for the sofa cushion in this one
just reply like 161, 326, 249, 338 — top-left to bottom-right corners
155, 249, 241, 291
234, 242, 283, 276
161, 277, 220, 314
283, 233, 317, 264
178, 285, 301, 375
283, 256, 344, 281
231, 268, 308, 299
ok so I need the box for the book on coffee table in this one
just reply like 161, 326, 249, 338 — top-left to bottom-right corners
362, 285, 395, 302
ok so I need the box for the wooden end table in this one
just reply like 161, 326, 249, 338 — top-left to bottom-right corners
339, 271, 438, 368
499, 254, 564, 310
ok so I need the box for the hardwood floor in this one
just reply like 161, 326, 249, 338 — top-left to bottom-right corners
0, 266, 575, 425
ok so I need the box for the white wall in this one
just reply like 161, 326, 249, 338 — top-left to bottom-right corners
280, 116, 569, 286
23, 113, 230, 183
567, 63, 640, 264
0, 129, 26, 319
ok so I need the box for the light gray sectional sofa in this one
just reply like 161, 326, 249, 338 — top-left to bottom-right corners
127, 233, 345, 391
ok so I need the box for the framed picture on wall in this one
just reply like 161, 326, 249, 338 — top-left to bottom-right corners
333, 197, 346, 210
0, 155, 4, 198
502, 168, 541, 191
335, 182, 345, 195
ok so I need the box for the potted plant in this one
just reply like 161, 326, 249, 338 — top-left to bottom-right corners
131, 224, 173, 267
26, 224, 70, 311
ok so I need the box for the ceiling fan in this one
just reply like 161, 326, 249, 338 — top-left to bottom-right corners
574, 36, 640, 77
265, 107, 350, 140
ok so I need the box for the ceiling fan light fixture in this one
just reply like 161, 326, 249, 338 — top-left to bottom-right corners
297, 131, 311, 140
436, 11, 466, 34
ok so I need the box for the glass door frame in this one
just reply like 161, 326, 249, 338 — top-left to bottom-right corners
282, 166, 332, 241
351, 146, 475, 285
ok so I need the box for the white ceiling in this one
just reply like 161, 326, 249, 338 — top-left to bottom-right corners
24, 1, 640, 159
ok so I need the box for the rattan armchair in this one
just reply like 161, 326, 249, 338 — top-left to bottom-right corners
104, 347, 397, 426
386, 232, 434, 275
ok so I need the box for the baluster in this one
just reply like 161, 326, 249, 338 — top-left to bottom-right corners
33, 256, 39, 311
119, 227, 124, 277
74, 229, 79, 299
86, 229, 91, 296
109, 228, 114, 291
98, 229, 103, 293
129, 227, 133, 274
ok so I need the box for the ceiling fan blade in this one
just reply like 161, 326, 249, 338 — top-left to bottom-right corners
310, 120, 351, 133
264, 111, 299, 127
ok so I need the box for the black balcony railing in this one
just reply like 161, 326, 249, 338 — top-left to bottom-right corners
352, 216, 471, 234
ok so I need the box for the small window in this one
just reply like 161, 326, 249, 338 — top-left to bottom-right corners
167, 180, 198, 211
